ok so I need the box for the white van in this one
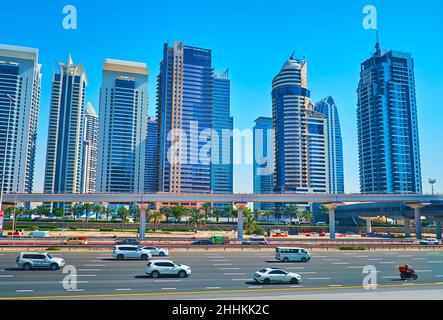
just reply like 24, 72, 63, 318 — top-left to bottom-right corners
29, 231, 49, 238
275, 247, 311, 262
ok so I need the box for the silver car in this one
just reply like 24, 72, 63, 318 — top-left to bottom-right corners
141, 246, 169, 256
144, 260, 191, 278
112, 245, 152, 260
16, 252, 65, 270
253, 268, 301, 284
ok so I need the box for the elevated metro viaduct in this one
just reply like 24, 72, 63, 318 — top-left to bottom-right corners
2, 193, 443, 240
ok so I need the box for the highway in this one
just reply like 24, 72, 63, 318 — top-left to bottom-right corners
0, 250, 443, 299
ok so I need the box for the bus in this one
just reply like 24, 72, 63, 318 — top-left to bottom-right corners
275, 247, 311, 262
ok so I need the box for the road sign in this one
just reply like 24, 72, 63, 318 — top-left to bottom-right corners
0, 210, 4, 236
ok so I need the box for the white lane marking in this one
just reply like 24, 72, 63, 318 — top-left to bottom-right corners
76, 274, 97, 277
206, 287, 221, 290
211, 260, 231, 262
308, 277, 331, 280
161, 288, 177, 290
329, 285, 343, 287
298, 272, 317, 275
96, 256, 113, 259
84, 264, 106, 267
290, 285, 304, 288
90, 260, 104, 263
428, 261, 443, 264
354, 256, 369, 258
58, 281, 88, 284
218, 267, 240, 270
231, 279, 251, 281
249, 286, 263, 288
79, 269, 102, 272
16, 290, 34, 293
0, 275, 13, 278
213, 263, 233, 266
415, 270, 432, 273
153, 280, 181, 283
435, 275, 443, 278
323, 259, 339, 261
224, 273, 247, 276
412, 258, 426, 260
115, 288, 132, 291
311, 256, 328, 258
368, 259, 382, 261
67, 289, 84, 292
380, 262, 396, 264
333, 262, 350, 265
382, 276, 397, 279
398, 255, 412, 258
384, 253, 397, 255
348, 266, 365, 269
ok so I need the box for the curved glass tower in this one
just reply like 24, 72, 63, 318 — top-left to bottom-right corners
314, 96, 344, 194
272, 57, 328, 194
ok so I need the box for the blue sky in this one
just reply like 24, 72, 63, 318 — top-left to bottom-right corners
1, 0, 442, 194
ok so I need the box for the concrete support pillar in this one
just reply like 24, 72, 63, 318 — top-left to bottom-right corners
434, 217, 443, 240
404, 219, 411, 238
360, 217, 378, 234
323, 203, 343, 240
234, 202, 247, 241
136, 202, 149, 240
405, 202, 431, 240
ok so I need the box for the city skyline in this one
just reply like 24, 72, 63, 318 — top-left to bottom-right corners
0, 0, 442, 194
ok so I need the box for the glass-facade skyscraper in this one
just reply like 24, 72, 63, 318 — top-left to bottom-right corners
357, 42, 422, 194
253, 117, 274, 210
145, 116, 158, 193
157, 41, 213, 193
96, 59, 149, 193
44, 55, 86, 211
211, 71, 233, 195
0, 44, 41, 196
272, 56, 328, 194
81, 102, 99, 193
314, 96, 344, 194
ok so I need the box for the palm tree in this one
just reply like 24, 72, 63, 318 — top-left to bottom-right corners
117, 207, 129, 230
286, 205, 299, 224
223, 206, 232, 223
71, 204, 83, 221
201, 202, 212, 221
160, 207, 173, 222
229, 208, 238, 223
273, 206, 283, 223
129, 206, 139, 223
186, 208, 206, 230
213, 207, 222, 223
34, 205, 50, 220
148, 210, 162, 232
243, 208, 259, 235
263, 210, 272, 223
102, 207, 112, 222
171, 205, 187, 223
301, 208, 313, 225
83, 203, 94, 222
93, 204, 103, 221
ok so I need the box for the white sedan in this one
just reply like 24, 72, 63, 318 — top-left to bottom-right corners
420, 238, 439, 245
253, 268, 301, 285
142, 246, 169, 256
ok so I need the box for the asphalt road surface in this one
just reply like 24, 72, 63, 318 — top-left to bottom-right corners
0, 250, 442, 300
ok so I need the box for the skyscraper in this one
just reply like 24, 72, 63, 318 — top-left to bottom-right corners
0, 44, 41, 197
253, 117, 274, 210
145, 116, 158, 193
272, 56, 328, 194
211, 71, 233, 195
44, 55, 87, 211
96, 59, 149, 193
357, 41, 422, 193
81, 102, 99, 193
314, 96, 344, 194
157, 41, 213, 193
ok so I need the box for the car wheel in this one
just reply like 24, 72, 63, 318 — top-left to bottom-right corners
50, 263, 59, 270
117, 254, 124, 261
290, 278, 299, 284
159, 252, 165, 256
23, 263, 32, 271
263, 278, 271, 285
283, 257, 289, 263
151, 271, 160, 278
178, 270, 187, 278
301, 257, 307, 263
141, 254, 148, 260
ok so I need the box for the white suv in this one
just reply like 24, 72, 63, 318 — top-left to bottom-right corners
253, 268, 301, 284
112, 245, 152, 260
16, 252, 65, 270
141, 246, 169, 256
144, 260, 191, 278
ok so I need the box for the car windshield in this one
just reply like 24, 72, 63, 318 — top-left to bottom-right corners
259, 269, 267, 273
46, 254, 53, 259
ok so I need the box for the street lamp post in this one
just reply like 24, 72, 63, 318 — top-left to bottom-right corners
428, 178, 436, 195
0, 94, 16, 230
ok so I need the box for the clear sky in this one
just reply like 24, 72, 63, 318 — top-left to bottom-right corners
1, 0, 442, 194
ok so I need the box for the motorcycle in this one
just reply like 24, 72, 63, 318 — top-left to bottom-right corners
399, 268, 418, 280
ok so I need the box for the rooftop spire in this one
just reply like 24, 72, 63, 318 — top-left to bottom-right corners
67, 53, 73, 65
374, 30, 381, 56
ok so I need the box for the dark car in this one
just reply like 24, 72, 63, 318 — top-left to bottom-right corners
115, 238, 141, 246
191, 239, 213, 246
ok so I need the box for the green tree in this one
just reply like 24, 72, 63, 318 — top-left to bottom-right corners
243, 208, 261, 235
71, 204, 84, 221
129, 206, 139, 223
93, 204, 103, 221
286, 205, 299, 224
34, 205, 50, 220
201, 202, 212, 221
102, 207, 112, 222
53, 208, 64, 218
83, 203, 94, 222
273, 206, 283, 223
223, 206, 233, 223
117, 207, 129, 230
301, 208, 313, 225
186, 208, 206, 230
160, 207, 173, 222
171, 205, 188, 223
263, 210, 272, 222
148, 210, 162, 232
213, 207, 223, 223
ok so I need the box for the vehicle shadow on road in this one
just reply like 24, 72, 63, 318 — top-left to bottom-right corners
3, 267, 58, 272
245, 281, 298, 286
264, 260, 305, 264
